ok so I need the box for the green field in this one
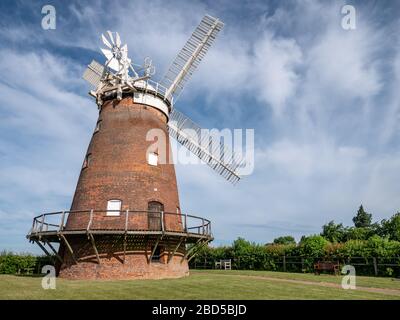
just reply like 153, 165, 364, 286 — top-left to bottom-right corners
0, 270, 399, 300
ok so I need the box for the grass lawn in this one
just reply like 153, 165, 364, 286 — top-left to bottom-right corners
0, 270, 399, 300
195, 270, 400, 290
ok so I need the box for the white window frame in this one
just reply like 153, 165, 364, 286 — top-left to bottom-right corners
148, 152, 158, 166
106, 199, 122, 216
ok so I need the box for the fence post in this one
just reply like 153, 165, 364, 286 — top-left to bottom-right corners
283, 255, 286, 272
373, 257, 378, 276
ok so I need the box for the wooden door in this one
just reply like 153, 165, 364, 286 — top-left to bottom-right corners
148, 201, 163, 230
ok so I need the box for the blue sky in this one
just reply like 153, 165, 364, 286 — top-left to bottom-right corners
0, 0, 399, 253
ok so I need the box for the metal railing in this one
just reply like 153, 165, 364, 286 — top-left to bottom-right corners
29, 210, 212, 238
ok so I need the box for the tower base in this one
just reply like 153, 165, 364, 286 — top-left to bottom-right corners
27, 210, 212, 281
58, 253, 189, 280
57, 234, 190, 280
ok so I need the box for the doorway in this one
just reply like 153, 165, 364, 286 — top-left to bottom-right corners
148, 201, 163, 230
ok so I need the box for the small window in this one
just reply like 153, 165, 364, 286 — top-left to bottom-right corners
82, 154, 92, 169
106, 199, 121, 216
94, 120, 102, 133
147, 152, 158, 166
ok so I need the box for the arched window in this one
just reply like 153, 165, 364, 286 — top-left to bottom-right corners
148, 201, 163, 230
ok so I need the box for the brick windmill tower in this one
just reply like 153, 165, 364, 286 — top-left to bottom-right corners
27, 15, 245, 280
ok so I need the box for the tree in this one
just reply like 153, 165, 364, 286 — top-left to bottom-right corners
352, 205, 372, 228
299, 235, 329, 257
380, 213, 400, 241
272, 236, 296, 245
321, 221, 347, 242
345, 226, 373, 241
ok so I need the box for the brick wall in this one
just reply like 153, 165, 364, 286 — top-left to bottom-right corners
58, 235, 189, 280
59, 97, 187, 279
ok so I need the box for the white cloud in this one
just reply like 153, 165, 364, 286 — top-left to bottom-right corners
0, 48, 97, 250
253, 32, 302, 114
261, 139, 367, 178
305, 27, 382, 102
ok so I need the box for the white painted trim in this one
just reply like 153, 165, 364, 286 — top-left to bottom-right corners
133, 92, 170, 118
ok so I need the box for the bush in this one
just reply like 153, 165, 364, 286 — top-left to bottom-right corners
0, 251, 37, 274
324, 242, 345, 258
189, 237, 400, 277
340, 240, 368, 258
299, 235, 329, 257
367, 235, 400, 257
0, 251, 54, 275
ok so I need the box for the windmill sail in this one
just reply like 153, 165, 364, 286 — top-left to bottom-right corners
161, 15, 224, 101
83, 60, 105, 88
167, 108, 245, 184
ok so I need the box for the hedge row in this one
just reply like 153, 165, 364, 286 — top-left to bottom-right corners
3, 236, 400, 277
0, 251, 54, 275
190, 236, 400, 276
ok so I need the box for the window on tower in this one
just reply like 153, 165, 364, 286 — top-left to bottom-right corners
106, 199, 122, 216
147, 152, 158, 166
82, 153, 92, 169
94, 119, 102, 133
